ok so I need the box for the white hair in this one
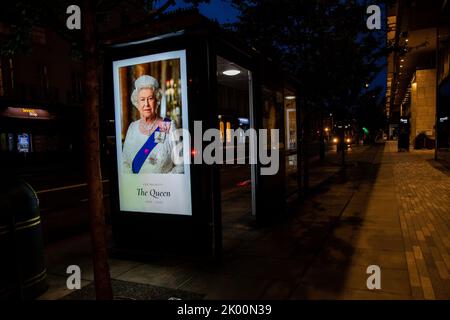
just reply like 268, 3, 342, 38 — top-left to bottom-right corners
130, 75, 162, 108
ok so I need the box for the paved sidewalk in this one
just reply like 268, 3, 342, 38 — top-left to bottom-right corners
292, 141, 450, 299
390, 144, 450, 299
38, 142, 450, 300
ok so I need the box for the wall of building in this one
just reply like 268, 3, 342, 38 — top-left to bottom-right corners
0, 25, 84, 107
410, 69, 436, 147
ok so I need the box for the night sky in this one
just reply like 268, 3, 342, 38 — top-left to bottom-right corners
172, 0, 239, 24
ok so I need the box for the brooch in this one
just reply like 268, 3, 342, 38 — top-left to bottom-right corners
148, 156, 157, 165
154, 131, 166, 143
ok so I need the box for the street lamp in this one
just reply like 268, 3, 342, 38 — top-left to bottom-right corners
324, 127, 330, 140
223, 69, 241, 76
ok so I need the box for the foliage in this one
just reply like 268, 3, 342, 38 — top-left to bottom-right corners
229, 0, 387, 125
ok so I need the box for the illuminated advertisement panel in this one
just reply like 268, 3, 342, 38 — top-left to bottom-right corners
17, 133, 30, 153
113, 50, 192, 215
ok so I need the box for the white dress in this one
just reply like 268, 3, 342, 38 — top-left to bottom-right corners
122, 119, 184, 174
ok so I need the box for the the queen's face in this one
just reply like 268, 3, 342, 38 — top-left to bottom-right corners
137, 88, 158, 120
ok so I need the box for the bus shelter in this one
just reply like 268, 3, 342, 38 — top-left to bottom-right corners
103, 10, 302, 258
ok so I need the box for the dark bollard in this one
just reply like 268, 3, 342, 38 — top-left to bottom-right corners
0, 174, 48, 300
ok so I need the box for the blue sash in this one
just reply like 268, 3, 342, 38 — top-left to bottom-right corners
132, 127, 161, 174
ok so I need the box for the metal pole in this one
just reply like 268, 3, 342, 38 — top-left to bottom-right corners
435, 5, 440, 161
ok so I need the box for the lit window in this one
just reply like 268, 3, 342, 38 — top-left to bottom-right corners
226, 122, 232, 143
9, 58, 14, 90
219, 121, 224, 143
0, 60, 4, 96
32, 27, 46, 44
42, 65, 49, 93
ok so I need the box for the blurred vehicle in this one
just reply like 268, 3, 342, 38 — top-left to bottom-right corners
332, 135, 353, 144
332, 134, 353, 151
345, 135, 353, 145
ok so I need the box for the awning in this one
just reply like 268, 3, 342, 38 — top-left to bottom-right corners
0, 107, 55, 120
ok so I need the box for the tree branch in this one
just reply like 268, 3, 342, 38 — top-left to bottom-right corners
146, 0, 175, 18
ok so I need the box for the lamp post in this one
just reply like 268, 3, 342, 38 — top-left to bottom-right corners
336, 122, 346, 167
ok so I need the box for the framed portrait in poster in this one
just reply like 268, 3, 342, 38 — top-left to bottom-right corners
112, 50, 192, 216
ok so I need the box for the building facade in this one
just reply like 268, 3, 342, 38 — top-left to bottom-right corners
386, 0, 450, 158
0, 23, 84, 169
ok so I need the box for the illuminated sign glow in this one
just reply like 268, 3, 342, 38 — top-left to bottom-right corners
17, 133, 30, 153
238, 117, 249, 125
21, 108, 38, 117
0, 107, 52, 119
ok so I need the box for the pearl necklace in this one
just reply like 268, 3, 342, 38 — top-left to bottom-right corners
140, 118, 158, 136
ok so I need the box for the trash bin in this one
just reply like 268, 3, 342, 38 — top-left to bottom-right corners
0, 174, 47, 300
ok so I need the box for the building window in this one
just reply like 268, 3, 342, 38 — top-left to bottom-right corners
72, 72, 83, 102
32, 27, 46, 44
121, 12, 130, 25
219, 120, 225, 142
226, 121, 232, 143
0, 60, 4, 96
97, 13, 109, 25
9, 58, 14, 90
41, 64, 49, 94
284, 93, 297, 150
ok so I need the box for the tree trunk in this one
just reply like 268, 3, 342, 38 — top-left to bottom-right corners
82, 0, 113, 300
